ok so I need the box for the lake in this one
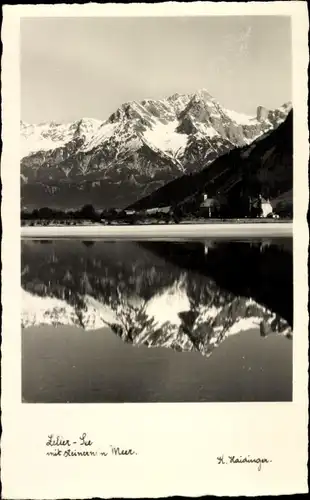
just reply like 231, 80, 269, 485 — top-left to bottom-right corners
21, 238, 293, 403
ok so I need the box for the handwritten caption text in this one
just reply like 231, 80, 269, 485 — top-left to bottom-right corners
45, 433, 137, 458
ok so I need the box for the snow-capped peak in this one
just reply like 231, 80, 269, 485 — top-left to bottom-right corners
192, 88, 216, 102
20, 117, 106, 158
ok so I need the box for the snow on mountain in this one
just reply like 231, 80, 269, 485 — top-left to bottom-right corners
225, 317, 261, 336
22, 289, 77, 328
20, 118, 104, 159
20, 122, 74, 159
145, 277, 190, 327
79, 295, 119, 330
79, 122, 118, 153
143, 119, 188, 157
224, 108, 257, 126
21, 289, 119, 330
20, 89, 292, 210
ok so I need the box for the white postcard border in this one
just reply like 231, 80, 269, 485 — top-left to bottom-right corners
1, 2, 309, 498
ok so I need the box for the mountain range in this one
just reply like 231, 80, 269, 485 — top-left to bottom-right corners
20, 89, 292, 210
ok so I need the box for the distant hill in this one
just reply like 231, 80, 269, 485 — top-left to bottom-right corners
129, 110, 293, 213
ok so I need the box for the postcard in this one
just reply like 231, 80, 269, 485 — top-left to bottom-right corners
1, 2, 309, 498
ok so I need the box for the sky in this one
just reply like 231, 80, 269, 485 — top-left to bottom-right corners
21, 16, 292, 123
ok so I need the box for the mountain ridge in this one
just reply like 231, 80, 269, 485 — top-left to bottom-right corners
20, 89, 292, 210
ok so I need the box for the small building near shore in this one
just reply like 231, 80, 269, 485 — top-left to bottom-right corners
261, 200, 273, 217
252, 196, 273, 218
200, 194, 221, 217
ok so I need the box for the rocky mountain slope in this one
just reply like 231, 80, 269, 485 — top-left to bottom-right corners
21, 240, 292, 358
20, 90, 291, 210
130, 110, 293, 214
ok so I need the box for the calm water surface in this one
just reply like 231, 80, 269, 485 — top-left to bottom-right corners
21, 238, 293, 403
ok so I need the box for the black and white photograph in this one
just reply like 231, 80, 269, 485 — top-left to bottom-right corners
20, 14, 294, 403
1, 2, 309, 498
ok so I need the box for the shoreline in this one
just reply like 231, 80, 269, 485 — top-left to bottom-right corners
21, 222, 293, 240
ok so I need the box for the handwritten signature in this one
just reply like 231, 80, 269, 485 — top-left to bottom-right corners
217, 454, 272, 471
45, 433, 137, 458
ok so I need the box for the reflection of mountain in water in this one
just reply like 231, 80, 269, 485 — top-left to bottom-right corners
140, 238, 293, 328
21, 239, 292, 358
